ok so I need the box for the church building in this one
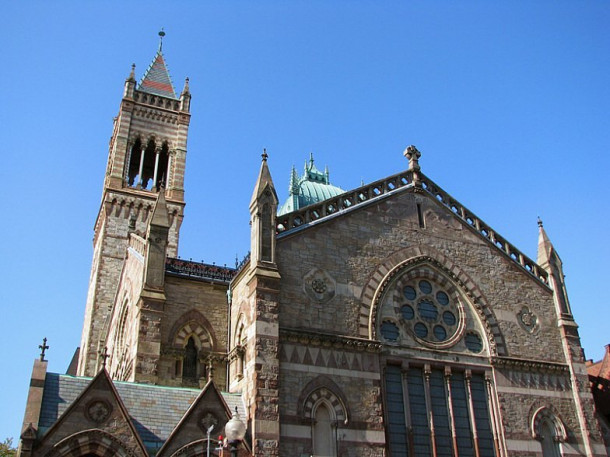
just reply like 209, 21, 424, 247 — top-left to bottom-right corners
18, 38, 610, 457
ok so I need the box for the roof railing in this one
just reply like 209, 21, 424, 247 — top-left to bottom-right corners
419, 175, 548, 286
165, 257, 236, 283
276, 169, 413, 233
274, 167, 548, 287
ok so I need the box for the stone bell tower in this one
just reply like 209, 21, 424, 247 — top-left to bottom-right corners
77, 32, 191, 376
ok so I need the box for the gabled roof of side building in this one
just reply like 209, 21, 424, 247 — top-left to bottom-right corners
38, 372, 244, 454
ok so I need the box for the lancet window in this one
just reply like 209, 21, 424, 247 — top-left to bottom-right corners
183, 337, 198, 381
261, 203, 272, 262
172, 318, 214, 386
303, 386, 346, 457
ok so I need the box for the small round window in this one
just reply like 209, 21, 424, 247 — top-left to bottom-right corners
401, 304, 415, 320
465, 332, 483, 353
419, 280, 432, 294
381, 321, 400, 342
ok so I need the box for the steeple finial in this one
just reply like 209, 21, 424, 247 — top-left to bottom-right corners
537, 217, 552, 266
39, 337, 49, 361
99, 346, 110, 368
129, 63, 136, 81
404, 145, 421, 171
158, 28, 166, 52
262, 148, 268, 161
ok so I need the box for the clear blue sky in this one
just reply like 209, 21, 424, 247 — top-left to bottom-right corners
1, 1, 608, 443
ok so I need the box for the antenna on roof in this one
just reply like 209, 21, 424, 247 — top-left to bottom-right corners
158, 28, 166, 51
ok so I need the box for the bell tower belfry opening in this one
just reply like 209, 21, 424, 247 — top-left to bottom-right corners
77, 32, 192, 376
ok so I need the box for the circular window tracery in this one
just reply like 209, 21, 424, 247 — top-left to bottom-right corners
381, 273, 469, 349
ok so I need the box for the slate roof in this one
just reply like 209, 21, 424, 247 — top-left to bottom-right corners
138, 51, 177, 99
39, 373, 244, 453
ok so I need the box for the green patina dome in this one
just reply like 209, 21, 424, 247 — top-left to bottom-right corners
278, 153, 345, 215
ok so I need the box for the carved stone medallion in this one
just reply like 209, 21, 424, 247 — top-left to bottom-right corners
517, 306, 538, 333
199, 411, 219, 433
303, 268, 336, 303
86, 400, 112, 424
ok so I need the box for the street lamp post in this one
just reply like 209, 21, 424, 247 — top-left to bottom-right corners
224, 406, 246, 457
206, 425, 214, 457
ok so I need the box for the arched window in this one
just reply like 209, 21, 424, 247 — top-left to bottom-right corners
540, 419, 562, 457
313, 402, 336, 457
183, 337, 198, 381
377, 262, 498, 457
261, 203, 272, 261
302, 385, 346, 457
236, 322, 246, 378
531, 406, 566, 457
154, 142, 170, 190
127, 138, 142, 187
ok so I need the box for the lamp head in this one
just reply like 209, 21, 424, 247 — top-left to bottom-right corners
225, 407, 246, 442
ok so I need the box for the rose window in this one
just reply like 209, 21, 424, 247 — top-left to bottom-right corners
379, 273, 469, 349
398, 279, 461, 345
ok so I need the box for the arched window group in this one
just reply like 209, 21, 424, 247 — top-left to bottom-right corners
127, 137, 170, 191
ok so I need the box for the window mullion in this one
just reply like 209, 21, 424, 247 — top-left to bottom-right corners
444, 367, 459, 457
424, 364, 438, 457
465, 370, 481, 457
402, 365, 414, 457
485, 373, 503, 457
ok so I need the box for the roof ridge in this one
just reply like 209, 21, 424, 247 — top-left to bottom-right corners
419, 173, 548, 286
277, 167, 548, 287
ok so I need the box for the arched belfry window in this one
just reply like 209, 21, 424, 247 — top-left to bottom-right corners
127, 138, 143, 187
126, 138, 169, 191
183, 336, 198, 381
140, 138, 157, 190
155, 141, 170, 190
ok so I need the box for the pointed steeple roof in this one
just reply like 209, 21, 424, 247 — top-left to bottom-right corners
537, 217, 555, 266
150, 186, 170, 228
250, 150, 278, 207
138, 32, 177, 99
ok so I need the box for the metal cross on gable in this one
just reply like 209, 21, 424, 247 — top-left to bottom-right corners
39, 337, 49, 361
99, 346, 110, 368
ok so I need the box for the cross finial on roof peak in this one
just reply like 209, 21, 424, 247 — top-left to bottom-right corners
39, 337, 49, 361
99, 346, 110, 368
404, 145, 421, 171
262, 148, 268, 161
158, 28, 166, 51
